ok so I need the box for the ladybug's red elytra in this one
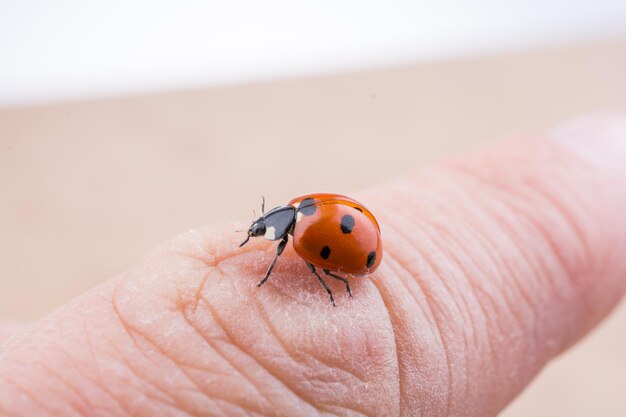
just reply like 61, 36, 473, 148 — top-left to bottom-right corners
239, 193, 383, 306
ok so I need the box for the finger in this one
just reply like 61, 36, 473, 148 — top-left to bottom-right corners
1, 116, 625, 417
364, 115, 626, 416
0, 320, 25, 343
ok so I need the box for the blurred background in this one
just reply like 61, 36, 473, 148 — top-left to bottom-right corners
1, 1, 625, 415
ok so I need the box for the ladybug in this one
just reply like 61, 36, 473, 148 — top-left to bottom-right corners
239, 193, 383, 306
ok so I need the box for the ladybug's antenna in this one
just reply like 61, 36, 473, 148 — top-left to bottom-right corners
261, 195, 265, 214
239, 234, 251, 247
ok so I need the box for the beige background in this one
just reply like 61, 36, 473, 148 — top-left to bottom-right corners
1, 39, 625, 415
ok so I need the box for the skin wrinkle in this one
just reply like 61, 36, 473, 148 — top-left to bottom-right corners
503, 199, 587, 354
426, 202, 549, 413
445, 162, 591, 354
0, 393, 13, 417
255, 300, 368, 387
378, 218, 454, 417
424, 146, 607, 406
471, 211, 539, 327
97, 314, 189, 415
500, 200, 576, 299
443, 160, 592, 287
244, 264, 304, 304
202, 240, 400, 416
177, 392, 256, 417
1, 374, 58, 417
300, 377, 370, 415
376, 253, 426, 417
133, 337, 254, 416
476, 203, 554, 360
204, 301, 321, 416
375, 249, 433, 329
112, 326, 237, 417
399, 212, 477, 412
7, 312, 126, 416
80, 317, 131, 416
151, 232, 299, 415
526, 164, 596, 273
419, 223, 483, 402
409, 212, 477, 336
0, 402, 18, 417
312, 388, 371, 417
49, 310, 135, 414
392, 224, 457, 417
13, 333, 95, 416
378, 168, 588, 412
361, 259, 406, 417
521, 182, 592, 278
441, 185, 524, 334
262, 326, 368, 393
444, 166, 588, 363
400, 144, 610, 412
110, 288, 206, 417
321, 403, 373, 417
101, 333, 187, 415
179, 304, 275, 415
191, 271, 212, 314
463, 285, 500, 360
426, 197, 511, 359
372, 221, 452, 416
171, 250, 218, 271
460, 193, 536, 333
390, 194, 488, 406
212, 257, 256, 301
372, 182, 451, 331
464, 190, 548, 313
255, 302, 305, 364
196, 392, 267, 417
33, 358, 91, 417
172, 228, 221, 262
441, 162, 557, 280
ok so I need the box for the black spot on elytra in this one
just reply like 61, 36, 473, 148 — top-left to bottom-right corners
320, 246, 331, 259
366, 251, 376, 268
340, 214, 355, 234
353, 206, 363, 212
299, 198, 316, 216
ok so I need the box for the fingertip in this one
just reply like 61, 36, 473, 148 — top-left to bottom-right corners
549, 112, 626, 177
547, 113, 626, 326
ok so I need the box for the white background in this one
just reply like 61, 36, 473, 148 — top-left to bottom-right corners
1, 0, 626, 106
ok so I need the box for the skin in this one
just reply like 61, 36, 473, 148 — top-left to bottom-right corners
1, 121, 626, 416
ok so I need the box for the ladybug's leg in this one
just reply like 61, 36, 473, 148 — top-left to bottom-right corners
323, 269, 352, 298
306, 262, 336, 307
257, 235, 288, 287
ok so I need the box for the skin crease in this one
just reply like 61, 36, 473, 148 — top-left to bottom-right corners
1, 139, 626, 417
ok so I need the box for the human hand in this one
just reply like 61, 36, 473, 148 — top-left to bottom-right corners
1, 116, 625, 416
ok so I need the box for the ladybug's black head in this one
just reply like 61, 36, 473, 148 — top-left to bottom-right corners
239, 205, 296, 247
249, 220, 266, 236
239, 218, 266, 247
